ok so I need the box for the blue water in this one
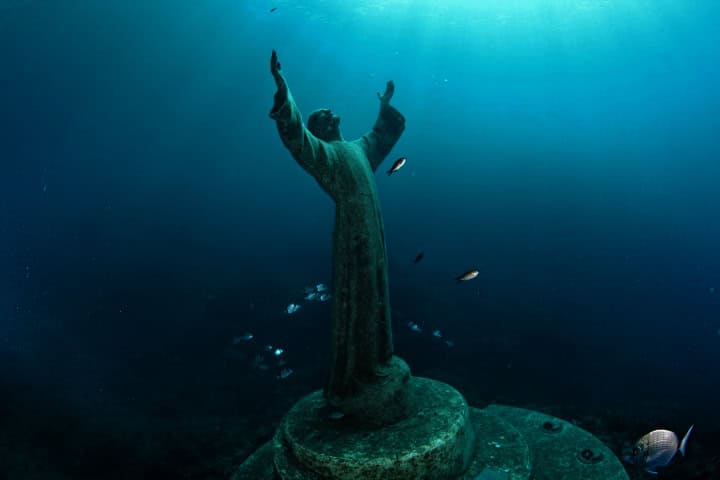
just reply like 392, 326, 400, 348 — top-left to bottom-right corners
2, 1, 719, 478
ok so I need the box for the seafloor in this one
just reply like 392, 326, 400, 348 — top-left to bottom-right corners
1, 350, 716, 480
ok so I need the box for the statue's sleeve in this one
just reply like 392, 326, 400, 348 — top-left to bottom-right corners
270, 89, 334, 188
359, 104, 406, 172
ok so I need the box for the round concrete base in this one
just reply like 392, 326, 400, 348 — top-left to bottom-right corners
482, 405, 629, 480
231, 379, 630, 480
460, 408, 531, 480
273, 377, 475, 479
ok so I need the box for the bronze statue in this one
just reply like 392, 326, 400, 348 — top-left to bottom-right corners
269, 50, 407, 419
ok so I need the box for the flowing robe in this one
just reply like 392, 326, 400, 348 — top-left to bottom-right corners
270, 89, 405, 403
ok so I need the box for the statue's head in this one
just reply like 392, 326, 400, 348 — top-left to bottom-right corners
308, 109, 343, 142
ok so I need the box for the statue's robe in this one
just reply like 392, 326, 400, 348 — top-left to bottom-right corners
270, 88, 405, 404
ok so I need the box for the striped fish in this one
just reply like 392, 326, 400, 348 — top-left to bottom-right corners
624, 424, 694, 474
386, 157, 406, 175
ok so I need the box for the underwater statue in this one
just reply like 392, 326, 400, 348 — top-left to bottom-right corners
234, 51, 634, 480
269, 50, 408, 420
231, 51, 628, 480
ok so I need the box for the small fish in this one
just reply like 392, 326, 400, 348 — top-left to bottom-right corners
304, 292, 319, 301
407, 321, 422, 333
328, 411, 345, 420
270, 7, 277, 13
455, 269, 479, 283
432, 329, 442, 338
277, 368, 294, 379
319, 293, 331, 302
386, 157, 406, 176
624, 424, 694, 474
232, 333, 253, 344
264, 345, 274, 352
273, 348, 284, 357
445, 340, 455, 347
413, 251, 424, 264
285, 303, 301, 314
315, 283, 328, 292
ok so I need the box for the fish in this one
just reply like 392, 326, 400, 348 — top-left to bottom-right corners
304, 292, 319, 301
328, 411, 345, 420
315, 283, 328, 292
231, 333, 253, 344
319, 293, 331, 302
252, 355, 267, 370
624, 424, 694, 474
277, 368, 294, 379
455, 269, 479, 283
432, 329, 442, 338
386, 157, 406, 176
413, 251, 424, 264
285, 303, 301, 314
270, 7, 277, 13
407, 321, 422, 333
273, 348, 284, 357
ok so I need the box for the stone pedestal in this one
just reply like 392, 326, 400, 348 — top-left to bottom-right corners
482, 405, 629, 480
232, 378, 629, 480
327, 356, 411, 426
277, 377, 473, 480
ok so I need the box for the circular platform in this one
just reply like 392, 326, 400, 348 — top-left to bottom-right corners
273, 377, 475, 479
461, 408, 531, 480
231, 380, 630, 480
484, 404, 629, 480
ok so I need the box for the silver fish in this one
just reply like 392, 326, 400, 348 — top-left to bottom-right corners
231, 332, 253, 344
328, 411, 345, 420
386, 157, 406, 176
624, 424, 694, 474
285, 303, 301, 314
277, 368, 294, 379
407, 321, 422, 333
455, 269, 479, 282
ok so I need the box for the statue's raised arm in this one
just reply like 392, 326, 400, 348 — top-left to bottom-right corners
359, 80, 406, 172
269, 50, 335, 194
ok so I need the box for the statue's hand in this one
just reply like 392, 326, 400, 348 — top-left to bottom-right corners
377, 80, 395, 106
270, 50, 288, 109
270, 50, 286, 89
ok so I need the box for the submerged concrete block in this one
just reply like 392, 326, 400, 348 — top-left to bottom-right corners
231, 383, 629, 480
484, 404, 629, 480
